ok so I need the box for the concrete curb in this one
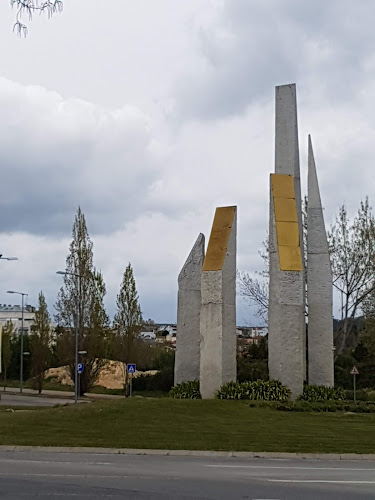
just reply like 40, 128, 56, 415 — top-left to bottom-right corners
0, 445, 374, 461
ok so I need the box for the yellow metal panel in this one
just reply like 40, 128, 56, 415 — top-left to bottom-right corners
271, 173, 303, 271
203, 206, 236, 271
276, 222, 300, 247
271, 174, 294, 198
273, 198, 298, 222
279, 246, 303, 271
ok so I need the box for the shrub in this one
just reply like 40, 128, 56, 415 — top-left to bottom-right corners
345, 389, 375, 401
216, 380, 290, 401
276, 400, 375, 413
237, 358, 268, 383
299, 384, 345, 402
169, 380, 201, 399
132, 370, 173, 392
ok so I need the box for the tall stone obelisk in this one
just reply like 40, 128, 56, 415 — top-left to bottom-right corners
307, 136, 334, 386
268, 84, 305, 398
200, 206, 237, 399
175, 233, 205, 385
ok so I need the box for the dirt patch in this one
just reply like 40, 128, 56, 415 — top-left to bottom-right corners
45, 361, 157, 390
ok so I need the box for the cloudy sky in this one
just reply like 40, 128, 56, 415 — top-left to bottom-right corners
1, 0, 374, 324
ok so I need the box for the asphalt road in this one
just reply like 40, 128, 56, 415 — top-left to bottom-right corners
0, 392, 79, 407
0, 451, 374, 499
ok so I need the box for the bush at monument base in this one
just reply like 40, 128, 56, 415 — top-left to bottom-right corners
169, 380, 201, 399
298, 384, 345, 402
216, 380, 290, 401
276, 400, 375, 413
132, 370, 173, 392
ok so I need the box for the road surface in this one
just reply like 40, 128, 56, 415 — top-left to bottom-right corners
0, 392, 81, 407
0, 450, 374, 498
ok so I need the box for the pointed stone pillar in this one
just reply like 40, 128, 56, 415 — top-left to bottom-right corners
200, 206, 237, 399
307, 136, 334, 386
174, 233, 205, 385
268, 84, 305, 398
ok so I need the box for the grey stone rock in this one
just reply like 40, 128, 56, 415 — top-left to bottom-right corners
174, 233, 205, 385
307, 136, 334, 386
200, 208, 237, 399
269, 84, 305, 398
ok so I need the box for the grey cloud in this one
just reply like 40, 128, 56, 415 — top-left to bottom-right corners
172, 0, 375, 120
0, 79, 161, 236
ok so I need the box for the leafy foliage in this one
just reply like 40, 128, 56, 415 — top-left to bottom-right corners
169, 381, 201, 399
30, 291, 52, 393
216, 380, 290, 401
112, 263, 143, 392
1, 321, 14, 388
54, 207, 110, 394
237, 337, 269, 382
328, 199, 375, 356
298, 384, 345, 402
132, 371, 174, 392
276, 400, 375, 413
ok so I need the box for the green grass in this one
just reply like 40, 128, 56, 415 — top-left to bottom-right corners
1, 398, 375, 453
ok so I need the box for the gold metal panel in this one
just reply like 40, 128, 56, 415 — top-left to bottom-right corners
273, 198, 298, 222
276, 222, 300, 247
203, 206, 236, 271
271, 173, 303, 271
271, 174, 294, 198
278, 246, 303, 271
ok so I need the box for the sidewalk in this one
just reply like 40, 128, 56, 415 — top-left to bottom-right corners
1, 386, 123, 401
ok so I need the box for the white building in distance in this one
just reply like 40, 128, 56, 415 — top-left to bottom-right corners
0, 304, 36, 334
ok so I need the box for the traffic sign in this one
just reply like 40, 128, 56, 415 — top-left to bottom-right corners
127, 363, 136, 374
77, 363, 84, 374
350, 366, 359, 375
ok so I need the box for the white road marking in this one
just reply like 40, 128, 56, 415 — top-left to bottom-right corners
0, 459, 111, 465
206, 465, 375, 471
268, 479, 375, 484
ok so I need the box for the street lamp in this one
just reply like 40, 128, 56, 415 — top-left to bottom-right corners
0, 254, 18, 261
6, 290, 28, 393
56, 270, 83, 404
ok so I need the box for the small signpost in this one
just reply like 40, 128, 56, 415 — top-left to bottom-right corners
77, 363, 84, 400
127, 364, 136, 397
350, 366, 359, 402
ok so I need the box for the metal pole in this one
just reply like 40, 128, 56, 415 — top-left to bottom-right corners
74, 280, 79, 404
353, 374, 356, 403
130, 374, 132, 397
20, 294, 24, 394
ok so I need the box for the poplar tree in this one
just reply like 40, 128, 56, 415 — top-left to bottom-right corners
1, 321, 14, 390
55, 207, 109, 394
113, 263, 143, 391
30, 291, 51, 393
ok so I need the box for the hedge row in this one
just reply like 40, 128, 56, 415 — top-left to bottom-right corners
276, 400, 375, 413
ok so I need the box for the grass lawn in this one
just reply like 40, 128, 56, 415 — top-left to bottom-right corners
0, 398, 374, 454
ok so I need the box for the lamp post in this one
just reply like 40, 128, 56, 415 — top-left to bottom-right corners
6, 290, 28, 393
56, 271, 83, 404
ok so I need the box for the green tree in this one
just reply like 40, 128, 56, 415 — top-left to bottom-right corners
113, 263, 143, 393
79, 269, 111, 394
30, 291, 52, 394
1, 321, 15, 390
55, 207, 109, 395
328, 199, 375, 356
11, 0, 63, 36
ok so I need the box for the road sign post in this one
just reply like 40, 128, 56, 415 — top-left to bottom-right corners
350, 366, 359, 402
127, 364, 136, 398
77, 363, 84, 400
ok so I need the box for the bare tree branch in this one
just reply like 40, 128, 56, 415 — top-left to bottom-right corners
11, 0, 63, 36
